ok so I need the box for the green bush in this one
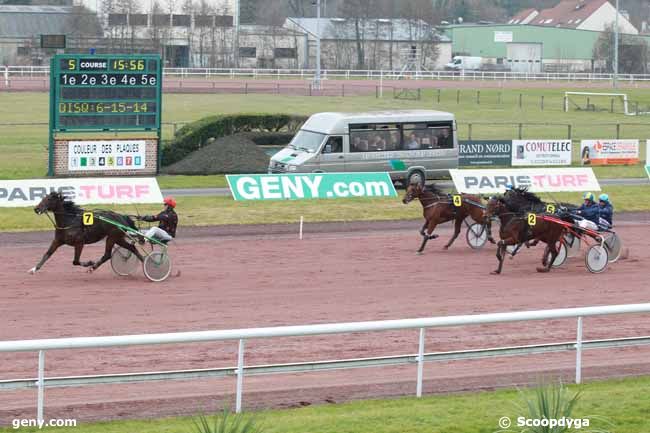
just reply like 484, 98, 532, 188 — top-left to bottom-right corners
162, 114, 307, 166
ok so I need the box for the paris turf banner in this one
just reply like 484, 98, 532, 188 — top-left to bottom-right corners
449, 168, 600, 194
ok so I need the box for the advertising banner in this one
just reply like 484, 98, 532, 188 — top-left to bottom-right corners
646, 140, 650, 180
449, 168, 600, 194
0, 177, 163, 207
511, 140, 572, 166
68, 140, 147, 171
458, 140, 512, 167
227, 172, 397, 201
580, 139, 639, 165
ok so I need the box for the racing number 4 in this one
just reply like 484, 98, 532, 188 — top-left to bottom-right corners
83, 212, 94, 226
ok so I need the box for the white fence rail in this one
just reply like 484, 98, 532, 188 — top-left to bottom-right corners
4, 65, 650, 82
1, 303, 650, 422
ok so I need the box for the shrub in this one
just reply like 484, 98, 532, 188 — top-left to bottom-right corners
162, 114, 307, 166
192, 407, 264, 433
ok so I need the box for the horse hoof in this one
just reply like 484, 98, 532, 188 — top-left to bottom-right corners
536, 267, 550, 273
416, 251, 423, 256
28, 267, 37, 275
490, 270, 501, 275
443, 245, 450, 250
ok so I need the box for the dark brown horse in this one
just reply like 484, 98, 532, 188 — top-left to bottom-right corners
485, 196, 566, 275
29, 192, 144, 274
402, 183, 488, 254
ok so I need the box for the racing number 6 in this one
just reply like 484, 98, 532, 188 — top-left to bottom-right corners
83, 212, 94, 226
527, 213, 537, 226
453, 195, 462, 207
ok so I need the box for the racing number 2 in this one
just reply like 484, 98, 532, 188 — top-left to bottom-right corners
527, 213, 537, 226
83, 212, 94, 226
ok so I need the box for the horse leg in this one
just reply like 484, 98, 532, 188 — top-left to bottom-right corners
491, 241, 506, 275
538, 242, 557, 273
417, 222, 438, 254
444, 217, 463, 250
29, 239, 62, 274
72, 243, 94, 267
115, 237, 145, 262
90, 238, 116, 271
419, 221, 427, 237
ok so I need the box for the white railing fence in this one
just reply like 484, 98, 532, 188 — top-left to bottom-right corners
3, 65, 650, 82
1, 303, 650, 422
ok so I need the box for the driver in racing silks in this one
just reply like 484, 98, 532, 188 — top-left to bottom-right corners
575, 192, 600, 229
137, 196, 178, 243
597, 193, 613, 229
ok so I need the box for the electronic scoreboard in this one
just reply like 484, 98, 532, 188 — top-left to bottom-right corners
50, 54, 162, 131
48, 54, 162, 176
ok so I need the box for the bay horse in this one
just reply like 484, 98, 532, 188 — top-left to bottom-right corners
484, 196, 566, 275
29, 192, 144, 274
402, 183, 489, 254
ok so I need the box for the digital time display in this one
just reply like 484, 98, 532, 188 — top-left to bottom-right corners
51, 54, 162, 131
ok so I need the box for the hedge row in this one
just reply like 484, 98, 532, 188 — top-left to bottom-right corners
162, 113, 307, 166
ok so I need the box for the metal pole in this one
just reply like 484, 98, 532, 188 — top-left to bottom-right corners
613, 0, 619, 88
575, 317, 583, 384
37, 350, 45, 422
313, 0, 322, 90
234, 0, 240, 67
235, 339, 245, 413
416, 328, 425, 397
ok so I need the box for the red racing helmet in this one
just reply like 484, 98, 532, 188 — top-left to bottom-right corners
163, 196, 177, 208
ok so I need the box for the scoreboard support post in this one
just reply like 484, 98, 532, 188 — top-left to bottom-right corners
48, 54, 162, 177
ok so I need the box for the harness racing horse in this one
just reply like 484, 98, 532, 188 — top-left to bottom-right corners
484, 196, 566, 275
402, 183, 488, 254
30, 192, 144, 274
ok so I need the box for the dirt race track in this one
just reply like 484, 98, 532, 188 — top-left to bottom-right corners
1, 216, 650, 424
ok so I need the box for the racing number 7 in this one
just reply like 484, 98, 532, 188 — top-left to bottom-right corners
83, 212, 94, 226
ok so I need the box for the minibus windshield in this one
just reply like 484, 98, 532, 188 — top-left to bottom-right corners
288, 130, 326, 153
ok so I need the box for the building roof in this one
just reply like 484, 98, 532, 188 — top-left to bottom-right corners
286, 17, 450, 42
509, 8, 537, 24
513, 0, 609, 29
0, 5, 99, 38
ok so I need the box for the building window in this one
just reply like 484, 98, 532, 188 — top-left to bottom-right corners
17, 47, 30, 56
195, 15, 213, 27
108, 13, 127, 26
129, 14, 148, 26
239, 47, 256, 58
274, 47, 297, 59
172, 14, 191, 26
152, 14, 169, 26
214, 15, 234, 27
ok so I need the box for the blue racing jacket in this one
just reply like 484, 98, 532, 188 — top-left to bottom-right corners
598, 203, 613, 225
577, 202, 600, 224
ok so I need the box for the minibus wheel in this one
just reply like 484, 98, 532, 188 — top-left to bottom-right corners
406, 170, 425, 187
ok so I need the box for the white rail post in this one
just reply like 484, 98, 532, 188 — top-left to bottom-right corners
37, 350, 45, 422
416, 328, 425, 397
3, 66, 8, 87
575, 317, 583, 384
235, 339, 245, 413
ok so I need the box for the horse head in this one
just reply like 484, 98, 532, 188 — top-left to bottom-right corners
484, 196, 506, 219
402, 182, 423, 204
34, 191, 66, 215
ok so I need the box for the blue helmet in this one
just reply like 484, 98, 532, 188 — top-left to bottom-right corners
599, 193, 609, 203
505, 183, 514, 191
583, 192, 595, 202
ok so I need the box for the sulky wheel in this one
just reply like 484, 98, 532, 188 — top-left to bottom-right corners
143, 251, 172, 282
110, 246, 139, 276
585, 245, 608, 274
603, 233, 622, 263
564, 233, 581, 258
466, 223, 488, 250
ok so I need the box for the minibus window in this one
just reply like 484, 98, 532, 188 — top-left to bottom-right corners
289, 130, 326, 153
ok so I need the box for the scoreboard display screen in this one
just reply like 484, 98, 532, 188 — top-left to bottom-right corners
51, 54, 162, 131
